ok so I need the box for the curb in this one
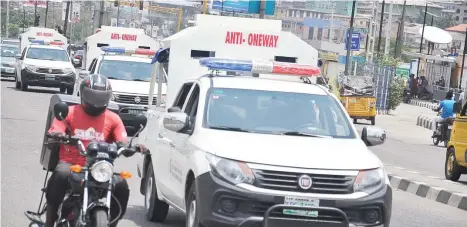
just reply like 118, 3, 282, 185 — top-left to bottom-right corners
409, 99, 438, 109
388, 174, 467, 211
416, 115, 433, 130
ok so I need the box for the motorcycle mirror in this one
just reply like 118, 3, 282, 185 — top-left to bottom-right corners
133, 114, 148, 131
53, 102, 69, 121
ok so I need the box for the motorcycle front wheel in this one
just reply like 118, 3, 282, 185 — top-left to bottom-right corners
90, 208, 108, 227
433, 137, 440, 146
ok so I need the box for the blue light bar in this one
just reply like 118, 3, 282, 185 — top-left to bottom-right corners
101, 47, 125, 54
31, 40, 45, 44
199, 58, 253, 72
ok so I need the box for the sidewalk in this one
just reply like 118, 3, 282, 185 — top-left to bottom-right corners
385, 165, 467, 211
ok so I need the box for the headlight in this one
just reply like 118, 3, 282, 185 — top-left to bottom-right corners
90, 160, 114, 182
62, 68, 74, 74
111, 94, 119, 101
205, 153, 255, 185
353, 168, 385, 194
25, 64, 38, 72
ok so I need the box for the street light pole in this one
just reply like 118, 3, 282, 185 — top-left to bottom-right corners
416, 3, 428, 78
376, 0, 385, 56
344, 0, 357, 76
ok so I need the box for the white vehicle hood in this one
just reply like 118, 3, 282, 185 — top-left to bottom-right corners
196, 130, 382, 170
110, 79, 167, 96
24, 58, 73, 69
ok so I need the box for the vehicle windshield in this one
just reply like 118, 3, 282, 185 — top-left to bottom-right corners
26, 47, 69, 61
98, 60, 166, 82
203, 88, 355, 138
0, 45, 19, 57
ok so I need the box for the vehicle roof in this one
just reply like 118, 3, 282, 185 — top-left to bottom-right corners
200, 76, 328, 95
101, 55, 152, 63
28, 44, 67, 50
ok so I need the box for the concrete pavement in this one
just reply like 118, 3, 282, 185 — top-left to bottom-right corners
1, 80, 466, 227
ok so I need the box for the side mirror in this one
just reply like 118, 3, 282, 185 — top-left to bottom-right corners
361, 126, 386, 146
134, 114, 148, 131
15, 54, 22, 59
168, 106, 182, 113
163, 112, 188, 132
79, 70, 90, 78
53, 102, 69, 121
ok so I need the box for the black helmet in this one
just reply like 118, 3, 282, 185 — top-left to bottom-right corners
79, 74, 112, 116
446, 90, 454, 100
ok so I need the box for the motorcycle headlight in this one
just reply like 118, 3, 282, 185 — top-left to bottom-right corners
90, 160, 114, 182
353, 168, 385, 194
205, 153, 255, 185
25, 64, 38, 72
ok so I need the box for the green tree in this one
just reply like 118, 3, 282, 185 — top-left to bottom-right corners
1, 7, 34, 38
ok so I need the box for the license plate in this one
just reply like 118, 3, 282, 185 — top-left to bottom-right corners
283, 196, 319, 218
45, 75, 55, 80
128, 109, 144, 115
6, 68, 14, 73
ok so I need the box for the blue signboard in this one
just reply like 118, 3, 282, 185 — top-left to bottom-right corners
212, 0, 275, 15
344, 32, 360, 51
212, 0, 250, 13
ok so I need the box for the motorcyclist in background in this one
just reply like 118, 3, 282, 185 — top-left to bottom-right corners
45, 74, 145, 227
432, 90, 456, 136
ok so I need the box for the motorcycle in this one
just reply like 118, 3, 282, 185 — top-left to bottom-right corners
432, 111, 454, 147
403, 88, 411, 103
25, 102, 148, 227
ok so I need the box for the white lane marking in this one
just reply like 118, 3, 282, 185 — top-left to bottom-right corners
407, 170, 419, 174
394, 166, 405, 170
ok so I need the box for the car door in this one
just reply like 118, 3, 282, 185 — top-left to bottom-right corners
156, 82, 194, 203
16, 47, 27, 81
170, 83, 200, 208
452, 104, 467, 166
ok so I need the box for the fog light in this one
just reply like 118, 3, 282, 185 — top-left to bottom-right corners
363, 209, 379, 224
220, 199, 237, 213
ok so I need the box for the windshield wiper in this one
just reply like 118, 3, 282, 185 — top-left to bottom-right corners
209, 126, 251, 132
281, 131, 331, 138
106, 77, 122, 80
132, 79, 148, 82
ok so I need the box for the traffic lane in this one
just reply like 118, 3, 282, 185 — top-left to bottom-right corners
1, 81, 63, 227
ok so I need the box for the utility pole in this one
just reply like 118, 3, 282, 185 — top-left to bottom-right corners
376, 0, 385, 56
329, 1, 335, 42
45, 0, 49, 28
98, 0, 104, 28
459, 27, 467, 89
366, 1, 377, 63
394, 0, 407, 58
117, 3, 121, 23
384, 0, 393, 55
416, 2, 428, 77
344, 0, 357, 76
259, 0, 266, 19
23, 5, 26, 32
34, 0, 38, 26
6, 0, 9, 38
63, 0, 71, 35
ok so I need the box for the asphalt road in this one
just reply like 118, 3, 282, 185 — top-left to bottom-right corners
1, 79, 466, 227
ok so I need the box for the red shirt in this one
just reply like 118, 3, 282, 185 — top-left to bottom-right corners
48, 105, 128, 166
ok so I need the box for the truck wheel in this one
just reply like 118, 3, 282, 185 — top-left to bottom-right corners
60, 86, 66, 93
370, 117, 375, 125
66, 86, 74, 95
186, 182, 204, 227
20, 81, 28, 91
145, 164, 169, 222
90, 208, 108, 227
445, 148, 462, 181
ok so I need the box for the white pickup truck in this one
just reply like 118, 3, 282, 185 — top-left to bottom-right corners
136, 58, 391, 227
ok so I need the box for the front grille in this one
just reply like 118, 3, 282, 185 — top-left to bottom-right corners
115, 94, 157, 105
36, 68, 65, 74
252, 169, 355, 194
2, 63, 14, 67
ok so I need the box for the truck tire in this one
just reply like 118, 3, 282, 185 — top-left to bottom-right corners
90, 208, 108, 227
15, 74, 21, 89
67, 86, 74, 95
445, 148, 462, 182
60, 86, 66, 93
186, 182, 204, 227
21, 81, 28, 91
370, 117, 375, 125
145, 164, 169, 222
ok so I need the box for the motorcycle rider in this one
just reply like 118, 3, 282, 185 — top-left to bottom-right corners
432, 90, 456, 136
45, 74, 144, 227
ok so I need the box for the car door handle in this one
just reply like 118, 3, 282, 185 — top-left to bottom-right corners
158, 133, 164, 138
170, 142, 175, 147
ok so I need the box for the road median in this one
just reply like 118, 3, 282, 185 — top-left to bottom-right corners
416, 115, 433, 130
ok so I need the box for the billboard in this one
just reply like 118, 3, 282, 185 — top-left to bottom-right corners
23, 0, 47, 8
211, 0, 275, 15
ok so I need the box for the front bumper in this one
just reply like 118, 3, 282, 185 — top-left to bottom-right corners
1, 66, 16, 77
21, 68, 75, 88
196, 172, 392, 227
